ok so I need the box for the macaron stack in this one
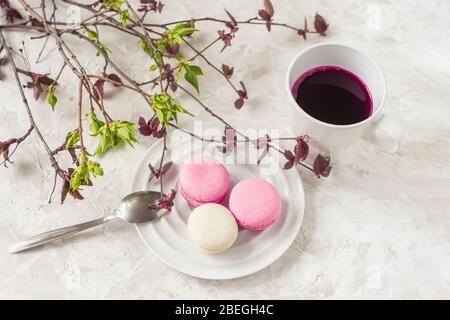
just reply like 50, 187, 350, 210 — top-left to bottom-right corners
179, 155, 282, 254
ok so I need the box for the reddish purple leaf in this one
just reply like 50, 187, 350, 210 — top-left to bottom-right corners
258, 9, 271, 21
21, 71, 55, 99
157, 1, 164, 13
225, 22, 239, 33
139, 0, 164, 13
160, 161, 173, 176
60, 168, 84, 204
29, 15, 44, 27
283, 161, 294, 170
221, 64, 234, 78
150, 189, 176, 212
313, 154, 332, 178
138, 116, 153, 136
34, 84, 43, 100
169, 81, 177, 92
2, 149, 11, 164
284, 149, 295, 162
297, 29, 307, 40
235, 82, 248, 108
294, 137, 309, 161
257, 147, 269, 165
5, 8, 22, 23
264, 0, 275, 17
153, 128, 166, 139
37, 74, 54, 86
234, 98, 244, 109
254, 134, 271, 151
93, 79, 105, 100
60, 181, 70, 204
107, 73, 122, 87
224, 9, 237, 27
138, 116, 165, 138
148, 161, 173, 183
148, 163, 159, 177
138, 116, 146, 127
314, 13, 328, 36
165, 43, 180, 56
219, 127, 237, 153
237, 81, 248, 99
218, 30, 234, 51
0, 138, 17, 164
224, 127, 237, 143
68, 148, 78, 164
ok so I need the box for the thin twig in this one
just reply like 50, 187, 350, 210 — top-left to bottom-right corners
0, 126, 34, 166
158, 133, 167, 195
76, 78, 85, 153
182, 38, 239, 94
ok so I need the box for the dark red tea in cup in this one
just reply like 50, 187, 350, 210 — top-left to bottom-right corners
291, 65, 373, 125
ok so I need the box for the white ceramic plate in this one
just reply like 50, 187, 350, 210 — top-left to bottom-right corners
132, 135, 305, 280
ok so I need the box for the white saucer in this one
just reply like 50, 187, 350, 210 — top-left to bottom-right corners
131, 134, 305, 280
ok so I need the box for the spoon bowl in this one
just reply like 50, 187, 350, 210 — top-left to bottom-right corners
116, 191, 165, 223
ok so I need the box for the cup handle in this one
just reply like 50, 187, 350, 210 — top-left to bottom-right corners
363, 114, 407, 153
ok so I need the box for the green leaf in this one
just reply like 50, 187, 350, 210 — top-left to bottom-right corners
119, 9, 129, 27
171, 34, 183, 44
176, 61, 203, 94
70, 161, 87, 190
189, 65, 203, 76
70, 159, 104, 191
155, 108, 166, 126
97, 43, 111, 57
117, 127, 131, 144
169, 96, 194, 117
175, 65, 183, 82
85, 29, 111, 57
176, 27, 198, 36
70, 167, 83, 190
87, 160, 104, 177
151, 93, 193, 127
154, 51, 162, 65
86, 29, 98, 41
184, 68, 200, 94
168, 24, 198, 37
140, 39, 154, 57
88, 111, 105, 136
149, 64, 158, 72
165, 24, 198, 44
65, 129, 79, 149
155, 38, 167, 51
92, 120, 139, 156
101, 0, 123, 9
46, 84, 57, 111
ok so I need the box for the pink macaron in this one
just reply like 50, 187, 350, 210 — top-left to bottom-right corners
229, 178, 281, 231
178, 155, 230, 207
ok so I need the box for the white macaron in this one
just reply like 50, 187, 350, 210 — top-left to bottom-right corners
188, 203, 238, 254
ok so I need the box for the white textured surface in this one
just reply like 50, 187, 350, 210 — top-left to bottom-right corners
1, 0, 450, 299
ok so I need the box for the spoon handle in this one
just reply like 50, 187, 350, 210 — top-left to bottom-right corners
9, 215, 116, 254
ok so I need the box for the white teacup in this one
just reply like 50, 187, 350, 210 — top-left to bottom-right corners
286, 42, 406, 160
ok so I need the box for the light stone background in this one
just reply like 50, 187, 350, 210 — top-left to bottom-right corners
1, 0, 449, 299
